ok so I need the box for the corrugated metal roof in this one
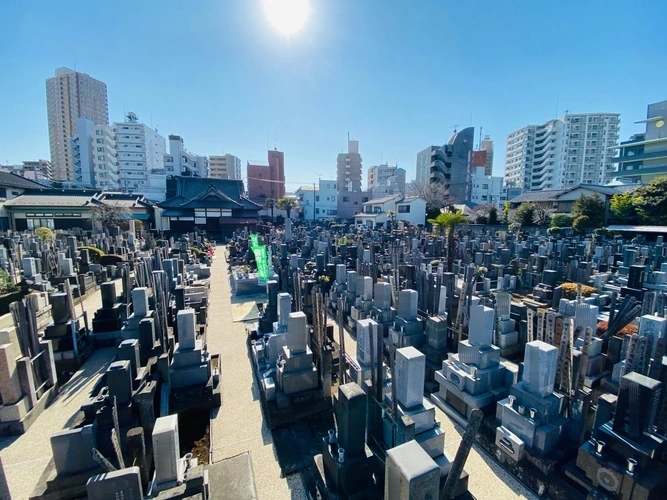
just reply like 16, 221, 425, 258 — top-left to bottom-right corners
0, 171, 47, 189
509, 190, 563, 203
607, 225, 667, 233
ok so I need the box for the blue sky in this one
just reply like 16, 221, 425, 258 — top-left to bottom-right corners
0, 0, 665, 189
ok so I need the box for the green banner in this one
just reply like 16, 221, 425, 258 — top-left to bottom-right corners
250, 234, 270, 283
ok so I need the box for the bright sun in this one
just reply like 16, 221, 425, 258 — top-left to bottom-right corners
263, 0, 309, 36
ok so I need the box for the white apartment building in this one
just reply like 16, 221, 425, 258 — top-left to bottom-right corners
209, 154, 242, 180
367, 164, 406, 198
504, 113, 620, 191
72, 118, 120, 190
164, 135, 209, 178
296, 180, 338, 221
46, 67, 109, 182
469, 167, 504, 208
112, 112, 167, 199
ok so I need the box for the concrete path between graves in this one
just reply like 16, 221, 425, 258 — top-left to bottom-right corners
207, 255, 308, 499
0, 280, 120, 500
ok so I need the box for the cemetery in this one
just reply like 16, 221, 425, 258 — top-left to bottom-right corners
0, 210, 665, 499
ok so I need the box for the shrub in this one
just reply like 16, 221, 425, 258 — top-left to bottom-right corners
78, 246, 104, 263
550, 214, 574, 228
561, 282, 596, 300
35, 227, 55, 243
547, 227, 561, 236
99, 254, 124, 266
190, 246, 205, 258
572, 215, 592, 234
0, 269, 18, 295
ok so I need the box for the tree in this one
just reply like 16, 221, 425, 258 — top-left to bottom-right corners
92, 202, 133, 231
488, 206, 499, 225
550, 214, 574, 228
634, 176, 667, 225
427, 210, 467, 272
573, 215, 593, 234
503, 201, 510, 224
264, 198, 276, 221
386, 210, 396, 228
512, 203, 536, 228
572, 193, 605, 227
35, 226, 55, 243
610, 191, 639, 224
275, 197, 298, 219
408, 181, 454, 219
532, 202, 556, 226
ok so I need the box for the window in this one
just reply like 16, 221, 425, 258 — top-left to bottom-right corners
316, 209, 320, 214
95, 130, 102, 136
482, 184, 488, 189
98, 156, 104, 160
343, 197, 349, 202
316, 196, 320, 202
398, 205, 410, 213
331, 196, 335, 202
96, 139, 103, 144
97, 147, 103, 152
362, 197, 369, 202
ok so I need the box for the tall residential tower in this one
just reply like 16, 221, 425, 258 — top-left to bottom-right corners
504, 113, 619, 191
46, 67, 109, 182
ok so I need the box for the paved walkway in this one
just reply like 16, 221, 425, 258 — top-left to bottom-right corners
207, 256, 307, 499
0, 281, 119, 499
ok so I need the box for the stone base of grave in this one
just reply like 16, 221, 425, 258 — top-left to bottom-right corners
434, 376, 508, 419
170, 369, 221, 414
29, 458, 105, 500
148, 462, 208, 497
466, 413, 579, 497
0, 385, 57, 437
51, 343, 95, 375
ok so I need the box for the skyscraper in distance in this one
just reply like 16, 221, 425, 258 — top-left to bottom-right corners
46, 67, 109, 182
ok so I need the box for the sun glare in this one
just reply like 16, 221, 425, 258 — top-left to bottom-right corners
263, 0, 309, 36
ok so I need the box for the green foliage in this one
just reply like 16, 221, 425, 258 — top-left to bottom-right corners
0, 269, 18, 295
550, 214, 574, 228
512, 203, 536, 227
337, 236, 354, 246
99, 254, 124, 266
503, 201, 510, 224
275, 197, 299, 218
78, 246, 105, 263
572, 215, 593, 234
572, 193, 605, 227
594, 227, 615, 239
190, 246, 205, 258
427, 211, 467, 234
634, 176, 667, 225
35, 226, 55, 243
488, 206, 499, 225
609, 191, 639, 224
547, 227, 561, 236
475, 215, 488, 224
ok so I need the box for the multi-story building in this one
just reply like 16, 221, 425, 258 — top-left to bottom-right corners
112, 112, 167, 199
164, 135, 209, 178
469, 167, 504, 208
71, 118, 119, 190
367, 164, 406, 198
479, 135, 494, 176
46, 67, 109, 182
335, 139, 371, 219
296, 179, 338, 221
504, 113, 620, 191
337, 140, 362, 193
21, 160, 52, 183
247, 149, 285, 202
419, 127, 474, 204
613, 100, 667, 184
416, 146, 438, 185
209, 154, 241, 180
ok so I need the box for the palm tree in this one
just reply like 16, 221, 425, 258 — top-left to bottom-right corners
276, 197, 298, 219
264, 198, 276, 221
427, 210, 468, 272
386, 210, 396, 228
